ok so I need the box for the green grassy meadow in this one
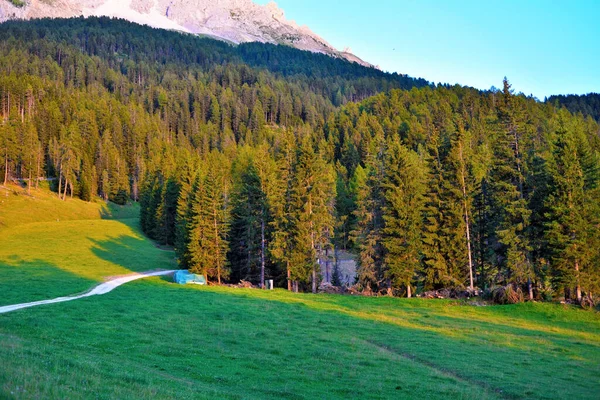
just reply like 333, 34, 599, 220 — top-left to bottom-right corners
1, 186, 599, 399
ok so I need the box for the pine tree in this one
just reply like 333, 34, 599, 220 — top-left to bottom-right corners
1, 121, 17, 186
270, 129, 297, 290
333, 162, 356, 252
290, 136, 335, 293
421, 135, 453, 290
251, 146, 279, 288
187, 152, 231, 283
489, 78, 533, 297
545, 112, 599, 302
447, 122, 477, 290
19, 121, 40, 194
230, 162, 267, 284
59, 122, 82, 200
140, 172, 163, 238
351, 133, 386, 292
382, 139, 427, 297
154, 177, 179, 245
175, 160, 197, 269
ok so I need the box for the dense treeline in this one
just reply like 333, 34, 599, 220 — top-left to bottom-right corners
0, 17, 430, 105
1, 18, 599, 302
1, 16, 412, 201
142, 79, 600, 302
547, 93, 600, 122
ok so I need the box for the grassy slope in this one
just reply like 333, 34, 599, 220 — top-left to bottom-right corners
0, 184, 174, 305
0, 185, 599, 399
0, 183, 138, 229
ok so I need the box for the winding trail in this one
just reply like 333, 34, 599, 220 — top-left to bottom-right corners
0, 270, 179, 315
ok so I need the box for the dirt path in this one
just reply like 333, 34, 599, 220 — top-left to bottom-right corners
0, 270, 179, 315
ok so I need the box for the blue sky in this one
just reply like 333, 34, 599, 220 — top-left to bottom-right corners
256, 0, 600, 99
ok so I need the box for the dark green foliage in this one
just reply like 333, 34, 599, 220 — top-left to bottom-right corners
351, 153, 385, 292
229, 160, 269, 283
289, 137, 336, 292
331, 261, 343, 287
488, 79, 534, 291
547, 92, 600, 121
545, 111, 600, 301
174, 160, 197, 268
382, 140, 428, 297
186, 152, 231, 284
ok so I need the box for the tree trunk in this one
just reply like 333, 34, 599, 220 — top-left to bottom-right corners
527, 278, 534, 301
407, 284, 412, 298
465, 203, 474, 291
260, 217, 266, 289
214, 209, 221, 285
459, 140, 475, 291
575, 260, 582, 302
27, 169, 31, 195
287, 262, 291, 291
58, 169, 62, 199
312, 265, 317, 294
308, 193, 317, 294
35, 146, 40, 189
3, 153, 8, 186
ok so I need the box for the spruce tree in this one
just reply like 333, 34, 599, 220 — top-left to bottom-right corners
382, 139, 428, 297
175, 160, 198, 269
187, 152, 231, 284
269, 131, 297, 290
351, 133, 386, 292
230, 162, 266, 284
446, 123, 477, 290
489, 78, 534, 297
421, 135, 453, 290
290, 136, 335, 293
545, 112, 599, 302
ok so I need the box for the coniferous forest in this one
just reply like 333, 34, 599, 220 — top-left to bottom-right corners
1, 18, 599, 303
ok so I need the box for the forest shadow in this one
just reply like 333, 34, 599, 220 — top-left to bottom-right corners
99, 202, 140, 221
203, 286, 600, 345
89, 234, 176, 275
0, 258, 96, 306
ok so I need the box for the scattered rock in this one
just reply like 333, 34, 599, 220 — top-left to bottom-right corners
419, 287, 480, 299
318, 282, 343, 294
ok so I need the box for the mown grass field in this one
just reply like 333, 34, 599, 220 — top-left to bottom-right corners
1, 186, 599, 399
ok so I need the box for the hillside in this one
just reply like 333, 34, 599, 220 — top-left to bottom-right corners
0, 183, 136, 229
0, 195, 599, 398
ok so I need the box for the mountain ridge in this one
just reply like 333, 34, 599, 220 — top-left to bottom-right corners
0, 0, 373, 67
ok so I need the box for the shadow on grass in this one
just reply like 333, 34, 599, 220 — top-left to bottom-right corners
89, 234, 177, 275
0, 258, 96, 306
212, 287, 600, 341
100, 202, 140, 221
